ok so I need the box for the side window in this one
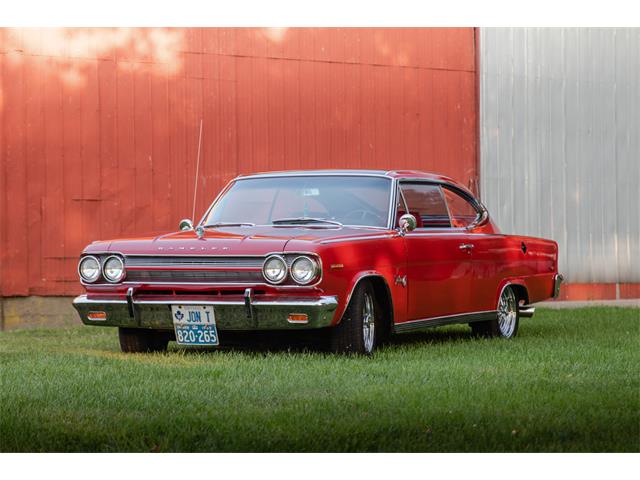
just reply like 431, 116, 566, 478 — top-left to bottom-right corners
399, 183, 450, 228
442, 187, 480, 228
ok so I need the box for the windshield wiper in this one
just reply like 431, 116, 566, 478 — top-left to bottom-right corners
204, 222, 255, 228
272, 217, 343, 227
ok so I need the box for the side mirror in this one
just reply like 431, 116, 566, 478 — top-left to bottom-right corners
179, 218, 194, 231
398, 214, 417, 233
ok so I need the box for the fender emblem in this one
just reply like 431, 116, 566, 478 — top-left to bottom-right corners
395, 275, 407, 287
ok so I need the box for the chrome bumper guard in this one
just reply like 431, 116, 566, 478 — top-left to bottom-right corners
553, 273, 564, 298
73, 292, 338, 330
518, 305, 535, 318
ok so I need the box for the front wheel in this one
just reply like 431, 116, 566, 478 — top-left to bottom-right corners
118, 328, 169, 353
470, 285, 520, 339
330, 281, 380, 355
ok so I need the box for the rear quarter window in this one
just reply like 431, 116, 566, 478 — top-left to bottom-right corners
442, 187, 480, 228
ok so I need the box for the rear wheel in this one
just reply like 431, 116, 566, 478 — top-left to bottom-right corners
330, 281, 381, 355
118, 327, 169, 353
470, 285, 520, 339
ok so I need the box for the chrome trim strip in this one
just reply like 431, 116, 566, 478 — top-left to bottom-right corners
394, 310, 498, 333
319, 233, 398, 245
401, 232, 480, 237
398, 184, 409, 217
236, 172, 391, 180
519, 306, 535, 318
387, 177, 398, 229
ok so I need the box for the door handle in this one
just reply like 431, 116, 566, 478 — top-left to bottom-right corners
459, 243, 474, 251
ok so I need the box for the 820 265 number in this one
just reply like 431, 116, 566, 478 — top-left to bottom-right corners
175, 326, 217, 344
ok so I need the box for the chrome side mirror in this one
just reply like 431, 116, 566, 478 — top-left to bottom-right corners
398, 214, 417, 234
179, 218, 194, 231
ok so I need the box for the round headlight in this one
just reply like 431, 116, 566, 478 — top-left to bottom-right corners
262, 255, 287, 284
103, 256, 125, 283
290, 256, 319, 285
78, 256, 101, 283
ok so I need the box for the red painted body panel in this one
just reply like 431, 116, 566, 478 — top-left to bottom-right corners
470, 234, 558, 310
77, 171, 561, 329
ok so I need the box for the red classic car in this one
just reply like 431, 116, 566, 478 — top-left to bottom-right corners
73, 170, 563, 355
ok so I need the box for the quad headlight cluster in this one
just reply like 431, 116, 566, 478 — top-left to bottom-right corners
262, 254, 320, 285
78, 255, 126, 283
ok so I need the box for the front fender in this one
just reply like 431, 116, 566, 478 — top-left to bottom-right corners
285, 235, 408, 326
331, 270, 402, 326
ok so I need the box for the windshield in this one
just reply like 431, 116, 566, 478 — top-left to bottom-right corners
203, 176, 392, 228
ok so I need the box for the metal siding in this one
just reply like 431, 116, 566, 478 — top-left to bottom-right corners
480, 28, 640, 284
0, 28, 477, 296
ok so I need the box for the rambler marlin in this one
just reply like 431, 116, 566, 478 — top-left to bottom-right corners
73, 170, 562, 354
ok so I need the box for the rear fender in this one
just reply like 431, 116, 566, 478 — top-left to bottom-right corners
494, 278, 530, 308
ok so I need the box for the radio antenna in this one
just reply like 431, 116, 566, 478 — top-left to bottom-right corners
191, 119, 203, 222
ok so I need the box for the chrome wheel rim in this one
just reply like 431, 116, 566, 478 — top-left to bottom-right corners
362, 293, 375, 353
498, 287, 517, 337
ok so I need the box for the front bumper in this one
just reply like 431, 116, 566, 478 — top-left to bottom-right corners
73, 292, 338, 330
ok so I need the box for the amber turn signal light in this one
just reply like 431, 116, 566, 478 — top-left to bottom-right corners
287, 313, 308, 324
87, 311, 107, 321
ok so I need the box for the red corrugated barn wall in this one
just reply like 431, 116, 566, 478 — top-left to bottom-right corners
0, 28, 478, 296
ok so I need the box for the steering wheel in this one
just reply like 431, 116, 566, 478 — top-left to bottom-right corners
343, 209, 383, 225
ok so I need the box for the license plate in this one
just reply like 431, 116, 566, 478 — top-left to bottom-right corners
171, 305, 219, 346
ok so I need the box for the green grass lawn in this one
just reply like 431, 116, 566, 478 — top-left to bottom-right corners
1, 307, 638, 452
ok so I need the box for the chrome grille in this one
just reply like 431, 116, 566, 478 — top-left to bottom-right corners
124, 255, 266, 284
125, 256, 264, 268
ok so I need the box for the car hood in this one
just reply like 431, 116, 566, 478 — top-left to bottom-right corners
84, 226, 391, 256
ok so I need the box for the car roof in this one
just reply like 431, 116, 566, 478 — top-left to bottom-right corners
236, 169, 460, 185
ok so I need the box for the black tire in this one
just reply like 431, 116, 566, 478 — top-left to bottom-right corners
330, 280, 382, 355
118, 327, 169, 353
470, 285, 520, 339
